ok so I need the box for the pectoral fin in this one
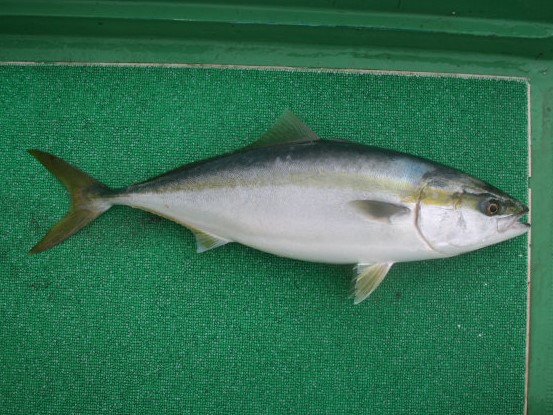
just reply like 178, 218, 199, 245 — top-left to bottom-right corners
349, 200, 410, 224
353, 262, 393, 304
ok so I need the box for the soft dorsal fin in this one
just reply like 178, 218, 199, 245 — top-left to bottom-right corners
352, 262, 394, 304
249, 110, 320, 148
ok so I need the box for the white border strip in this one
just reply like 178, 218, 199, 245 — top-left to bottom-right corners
524, 80, 532, 415
0, 61, 530, 82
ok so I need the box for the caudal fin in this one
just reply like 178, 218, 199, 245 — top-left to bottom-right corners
28, 150, 113, 254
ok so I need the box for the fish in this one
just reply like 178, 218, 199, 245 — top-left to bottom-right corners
28, 111, 529, 303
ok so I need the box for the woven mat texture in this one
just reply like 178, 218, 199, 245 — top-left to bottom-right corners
0, 65, 528, 414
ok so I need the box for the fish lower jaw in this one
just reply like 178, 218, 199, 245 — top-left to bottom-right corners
506, 221, 530, 238
496, 215, 530, 234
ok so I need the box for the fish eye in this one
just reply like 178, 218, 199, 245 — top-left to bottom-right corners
483, 199, 501, 216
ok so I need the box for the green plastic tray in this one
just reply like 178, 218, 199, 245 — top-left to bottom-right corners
1, 1, 551, 414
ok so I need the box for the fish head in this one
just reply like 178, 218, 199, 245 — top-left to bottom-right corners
415, 171, 529, 257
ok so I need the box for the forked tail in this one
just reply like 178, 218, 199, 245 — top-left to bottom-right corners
28, 150, 114, 253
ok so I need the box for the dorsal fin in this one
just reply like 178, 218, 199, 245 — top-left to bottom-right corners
249, 110, 320, 149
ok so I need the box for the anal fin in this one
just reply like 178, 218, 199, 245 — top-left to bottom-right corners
132, 209, 232, 254
353, 262, 394, 304
192, 228, 231, 253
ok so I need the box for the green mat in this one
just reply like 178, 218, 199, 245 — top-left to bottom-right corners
1, 64, 529, 414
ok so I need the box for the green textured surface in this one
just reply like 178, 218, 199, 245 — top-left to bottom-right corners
1, 64, 529, 414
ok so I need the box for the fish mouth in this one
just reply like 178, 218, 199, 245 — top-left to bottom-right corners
497, 209, 530, 234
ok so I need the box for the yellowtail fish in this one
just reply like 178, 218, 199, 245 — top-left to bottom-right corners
29, 111, 529, 303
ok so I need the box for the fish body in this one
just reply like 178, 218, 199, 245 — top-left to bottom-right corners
29, 111, 529, 303
122, 141, 444, 264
